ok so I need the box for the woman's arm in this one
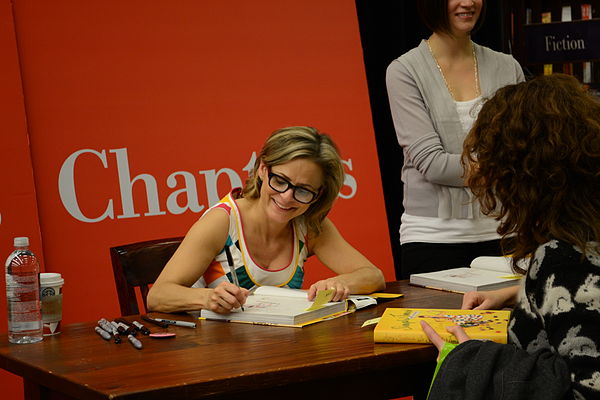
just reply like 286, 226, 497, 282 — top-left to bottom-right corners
386, 59, 464, 187
306, 218, 385, 301
147, 209, 248, 313
428, 339, 571, 400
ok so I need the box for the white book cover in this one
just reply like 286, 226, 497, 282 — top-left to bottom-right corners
200, 286, 374, 327
409, 256, 525, 293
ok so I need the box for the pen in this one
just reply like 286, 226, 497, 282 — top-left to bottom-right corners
153, 318, 197, 328
203, 317, 231, 323
225, 246, 244, 311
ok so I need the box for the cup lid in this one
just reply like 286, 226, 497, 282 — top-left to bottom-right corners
40, 272, 64, 286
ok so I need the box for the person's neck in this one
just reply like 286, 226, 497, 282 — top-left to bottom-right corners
427, 32, 472, 61
238, 197, 292, 242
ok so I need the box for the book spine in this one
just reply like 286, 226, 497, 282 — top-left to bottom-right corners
541, 12, 553, 75
582, 4, 592, 84
561, 6, 573, 76
408, 282, 467, 295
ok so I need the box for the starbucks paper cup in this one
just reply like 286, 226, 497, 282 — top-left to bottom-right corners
40, 273, 64, 336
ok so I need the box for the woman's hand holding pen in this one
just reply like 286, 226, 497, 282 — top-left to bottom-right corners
207, 281, 249, 313
307, 278, 349, 302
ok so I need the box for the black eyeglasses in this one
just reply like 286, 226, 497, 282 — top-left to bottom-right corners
267, 171, 319, 204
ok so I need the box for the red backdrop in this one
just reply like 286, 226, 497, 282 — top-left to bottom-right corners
0, 1, 394, 397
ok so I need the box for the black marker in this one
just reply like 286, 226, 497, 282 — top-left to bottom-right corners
97, 318, 114, 334
225, 246, 244, 311
115, 318, 137, 335
128, 334, 143, 350
117, 321, 136, 336
111, 320, 127, 335
95, 326, 111, 340
132, 320, 151, 335
153, 318, 196, 328
141, 315, 169, 328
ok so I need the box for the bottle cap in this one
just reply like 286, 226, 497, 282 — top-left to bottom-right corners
14, 237, 29, 247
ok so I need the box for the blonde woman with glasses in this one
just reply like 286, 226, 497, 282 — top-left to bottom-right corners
148, 126, 385, 314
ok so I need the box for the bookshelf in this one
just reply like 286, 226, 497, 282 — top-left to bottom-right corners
506, 1, 600, 95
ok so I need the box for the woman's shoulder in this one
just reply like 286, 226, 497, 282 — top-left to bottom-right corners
203, 188, 244, 216
536, 240, 599, 262
474, 43, 524, 84
387, 40, 433, 81
474, 42, 520, 66
529, 240, 600, 282
391, 40, 427, 64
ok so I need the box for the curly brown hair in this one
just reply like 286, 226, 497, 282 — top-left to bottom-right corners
463, 74, 600, 272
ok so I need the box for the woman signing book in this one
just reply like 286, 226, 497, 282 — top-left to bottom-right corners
147, 126, 385, 314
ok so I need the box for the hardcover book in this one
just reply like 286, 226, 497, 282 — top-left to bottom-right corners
409, 256, 524, 293
373, 308, 511, 344
200, 286, 376, 327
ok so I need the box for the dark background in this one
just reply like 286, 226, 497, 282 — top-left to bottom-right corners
354, 0, 598, 278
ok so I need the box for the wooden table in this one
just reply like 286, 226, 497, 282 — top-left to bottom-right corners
0, 281, 462, 400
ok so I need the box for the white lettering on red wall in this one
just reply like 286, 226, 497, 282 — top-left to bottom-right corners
58, 148, 358, 223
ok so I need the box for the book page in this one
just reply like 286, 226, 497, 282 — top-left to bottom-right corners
347, 295, 377, 310
470, 256, 528, 275
243, 294, 315, 316
470, 256, 515, 274
410, 267, 521, 293
252, 286, 309, 299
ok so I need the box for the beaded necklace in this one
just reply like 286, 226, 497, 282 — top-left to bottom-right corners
426, 39, 480, 100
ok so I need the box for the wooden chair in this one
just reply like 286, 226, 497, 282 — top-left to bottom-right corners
110, 237, 184, 316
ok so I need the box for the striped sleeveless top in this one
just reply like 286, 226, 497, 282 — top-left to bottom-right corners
192, 189, 308, 290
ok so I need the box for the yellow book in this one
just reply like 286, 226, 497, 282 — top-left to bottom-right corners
373, 308, 510, 344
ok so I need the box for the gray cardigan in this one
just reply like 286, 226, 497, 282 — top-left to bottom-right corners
386, 40, 524, 219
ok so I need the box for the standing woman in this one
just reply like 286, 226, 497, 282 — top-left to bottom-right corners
386, 0, 524, 278
147, 126, 385, 314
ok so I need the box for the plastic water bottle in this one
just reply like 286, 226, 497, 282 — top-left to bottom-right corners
5, 237, 43, 344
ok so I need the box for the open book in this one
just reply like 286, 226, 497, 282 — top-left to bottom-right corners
409, 256, 525, 293
373, 308, 510, 344
200, 286, 377, 327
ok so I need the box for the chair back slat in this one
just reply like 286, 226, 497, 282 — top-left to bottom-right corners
110, 237, 183, 316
